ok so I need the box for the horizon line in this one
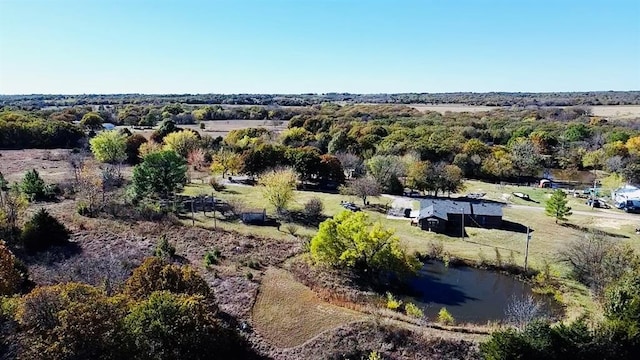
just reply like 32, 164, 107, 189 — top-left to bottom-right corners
1, 90, 639, 97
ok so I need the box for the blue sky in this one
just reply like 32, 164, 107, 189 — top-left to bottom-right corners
0, 0, 639, 94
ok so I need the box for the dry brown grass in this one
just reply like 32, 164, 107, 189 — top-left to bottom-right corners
589, 105, 640, 119
0, 149, 73, 183
409, 104, 640, 120
410, 104, 497, 113
120, 119, 289, 140
251, 267, 363, 348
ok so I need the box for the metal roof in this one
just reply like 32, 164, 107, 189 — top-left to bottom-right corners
417, 198, 503, 220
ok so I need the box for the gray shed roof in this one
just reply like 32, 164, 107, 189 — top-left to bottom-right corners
418, 198, 503, 220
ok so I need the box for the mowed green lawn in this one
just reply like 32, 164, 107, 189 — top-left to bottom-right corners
182, 180, 640, 318
462, 179, 608, 212
182, 181, 639, 269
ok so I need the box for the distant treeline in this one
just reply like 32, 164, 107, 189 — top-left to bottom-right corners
1, 91, 639, 109
4, 102, 640, 187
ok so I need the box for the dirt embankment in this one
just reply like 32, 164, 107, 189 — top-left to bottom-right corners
19, 199, 483, 359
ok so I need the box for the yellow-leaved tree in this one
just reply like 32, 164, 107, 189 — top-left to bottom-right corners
626, 135, 640, 156
89, 130, 127, 164
259, 168, 297, 216
310, 210, 421, 276
163, 130, 199, 158
0, 240, 23, 295
210, 149, 243, 178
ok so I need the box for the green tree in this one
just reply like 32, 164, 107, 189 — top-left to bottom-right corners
479, 318, 616, 360
564, 123, 591, 142
259, 168, 297, 215
89, 130, 127, 164
365, 155, 405, 192
150, 119, 179, 143
80, 112, 104, 130
240, 144, 287, 177
286, 146, 322, 184
604, 271, 640, 325
510, 138, 542, 178
162, 103, 184, 116
124, 291, 250, 360
21, 208, 70, 253
328, 130, 350, 154
310, 210, 420, 276
140, 108, 163, 126
20, 169, 46, 201
132, 150, 187, 200
545, 189, 572, 224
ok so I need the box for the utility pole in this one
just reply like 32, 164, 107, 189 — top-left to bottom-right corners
191, 197, 195, 227
212, 193, 216, 230
591, 175, 598, 209
524, 226, 531, 272
461, 207, 464, 239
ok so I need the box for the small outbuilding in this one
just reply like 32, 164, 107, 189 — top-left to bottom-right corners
241, 209, 267, 224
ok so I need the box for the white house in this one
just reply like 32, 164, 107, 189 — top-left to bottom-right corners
612, 184, 640, 207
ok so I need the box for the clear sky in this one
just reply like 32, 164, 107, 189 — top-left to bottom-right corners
0, 0, 639, 94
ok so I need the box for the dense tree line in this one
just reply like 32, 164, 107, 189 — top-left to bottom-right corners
5, 102, 640, 192
2, 91, 639, 109
0, 257, 260, 360
0, 111, 84, 149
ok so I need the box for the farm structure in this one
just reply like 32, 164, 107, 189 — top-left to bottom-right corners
417, 198, 503, 233
241, 209, 267, 224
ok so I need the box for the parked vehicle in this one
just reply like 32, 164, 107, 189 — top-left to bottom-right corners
586, 199, 610, 209
623, 200, 640, 213
341, 201, 361, 212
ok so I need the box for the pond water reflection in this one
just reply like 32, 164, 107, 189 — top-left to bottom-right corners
408, 261, 558, 323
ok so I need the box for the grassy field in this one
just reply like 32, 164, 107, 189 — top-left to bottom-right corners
182, 179, 640, 319
251, 267, 363, 348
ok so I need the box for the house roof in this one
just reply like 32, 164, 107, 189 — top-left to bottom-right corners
615, 185, 640, 193
418, 198, 503, 220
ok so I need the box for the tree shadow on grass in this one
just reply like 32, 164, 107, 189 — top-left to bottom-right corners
500, 220, 533, 234
284, 210, 329, 227
364, 203, 390, 214
218, 188, 240, 195
22, 241, 83, 266
560, 223, 629, 239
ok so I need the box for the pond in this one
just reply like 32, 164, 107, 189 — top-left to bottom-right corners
542, 168, 596, 186
407, 260, 559, 324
